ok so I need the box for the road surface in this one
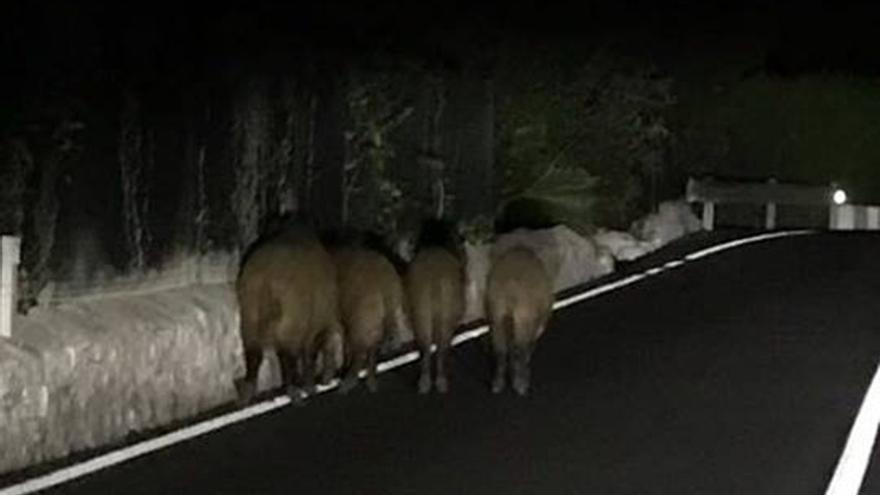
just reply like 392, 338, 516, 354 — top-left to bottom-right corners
8, 231, 880, 494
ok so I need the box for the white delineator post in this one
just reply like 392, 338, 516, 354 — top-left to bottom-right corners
702, 202, 715, 231
765, 202, 777, 229
0, 236, 21, 338
765, 178, 777, 230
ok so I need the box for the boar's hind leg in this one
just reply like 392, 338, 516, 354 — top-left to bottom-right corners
415, 313, 434, 394
341, 349, 367, 394
235, 347, 263, 406
277, 350, 296, 393
490, 314, 512, 394
434, 327, 453, 394
320, 324, 344, 385
280, 350, 308, 406
280, 340, 312, 405
417, 344, 433, 394
490, 326, 508, 394
511, 344, 531, 397
300, 343, 318, 396
317, 340, 335, 386
365, 349, 379, 392
491, 349, 508, 394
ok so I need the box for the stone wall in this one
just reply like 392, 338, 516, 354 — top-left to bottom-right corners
0, 285, 243, 474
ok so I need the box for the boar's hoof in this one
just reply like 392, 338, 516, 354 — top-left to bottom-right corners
491, 377, 505, 394
417, 374, 432, 394
339, 376, 358, 395
512, 379, 530, 397
320, 370, 335, 386
366, 377, 379, 393
234, 378, 256, 406
287, 385, 309, 406
435, 376, 449, 394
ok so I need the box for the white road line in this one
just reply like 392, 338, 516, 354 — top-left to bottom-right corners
0, 229, 815, 495
683, 230, 813, 261
0, 395, 293, 495
825, 359, 880, 495
451, 326, 490, 347
553, 274, 647, 310
664, 260, 686, 269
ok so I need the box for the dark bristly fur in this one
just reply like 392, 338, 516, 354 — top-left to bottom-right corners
485, 246, 553, 396
331, 244, 408, 393
235, 223, 342, 406
405, 219, 465, 394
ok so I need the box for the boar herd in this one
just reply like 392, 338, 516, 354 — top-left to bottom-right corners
234, 218, 554, 406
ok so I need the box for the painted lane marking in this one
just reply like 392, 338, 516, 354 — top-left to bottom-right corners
825, 358, 880, 495
664, 260, 686, 269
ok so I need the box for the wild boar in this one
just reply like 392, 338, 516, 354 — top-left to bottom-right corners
485, 246, 553, 396
405, 219, 465, 394
331, 244, 408, 393
235, 223, 342, 405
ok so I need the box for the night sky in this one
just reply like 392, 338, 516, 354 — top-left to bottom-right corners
4, 1, 880, 84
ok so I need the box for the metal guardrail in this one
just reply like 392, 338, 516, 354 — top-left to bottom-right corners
685, 177, 853, 231
829, 204, 880, 230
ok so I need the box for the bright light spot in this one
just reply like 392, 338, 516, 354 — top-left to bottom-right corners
833, 189, 848, 205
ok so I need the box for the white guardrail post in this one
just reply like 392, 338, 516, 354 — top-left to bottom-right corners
1, 235, 21, 338
765, 178, 777, 230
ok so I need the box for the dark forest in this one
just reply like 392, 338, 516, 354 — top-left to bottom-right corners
2, 0, 880, 307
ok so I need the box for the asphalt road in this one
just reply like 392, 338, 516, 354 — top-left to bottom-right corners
18, 231, 880, 494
